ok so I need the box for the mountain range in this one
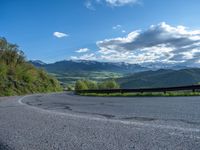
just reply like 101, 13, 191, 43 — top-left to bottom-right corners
30, 60, 148, 74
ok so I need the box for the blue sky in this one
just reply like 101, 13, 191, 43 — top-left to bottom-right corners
1, 0, 200, 66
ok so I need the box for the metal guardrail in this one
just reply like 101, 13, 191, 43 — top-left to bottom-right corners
76, 85, 200, 94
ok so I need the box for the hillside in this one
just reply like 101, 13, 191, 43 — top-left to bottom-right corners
117, 68, 200, 88
0, 38, 62, 96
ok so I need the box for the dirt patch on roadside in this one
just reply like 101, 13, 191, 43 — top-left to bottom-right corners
0, 96, 20, 102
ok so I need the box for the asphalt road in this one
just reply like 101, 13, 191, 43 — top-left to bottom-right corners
0, 92, 200, 150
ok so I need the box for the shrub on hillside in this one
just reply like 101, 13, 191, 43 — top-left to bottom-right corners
0, 37, 62, 96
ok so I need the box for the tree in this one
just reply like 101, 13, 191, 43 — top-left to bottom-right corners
67, 85, 74, 91
75, 79, 120, 91
75, 80, 88, 91
83, 80, 98, 90
98, 80, 120, 89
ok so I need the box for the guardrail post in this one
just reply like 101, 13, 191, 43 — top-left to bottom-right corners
120, 90, 123, 94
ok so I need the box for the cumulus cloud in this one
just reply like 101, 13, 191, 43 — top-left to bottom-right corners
97, 22, 200, 66
76, 48, 90, 53
53, 32, 68, 38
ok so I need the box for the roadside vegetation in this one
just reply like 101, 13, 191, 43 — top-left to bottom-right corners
0, 37, 62, 96
75, 79, 120, 91
79, 91, 200, 97
74, 79, 200, 97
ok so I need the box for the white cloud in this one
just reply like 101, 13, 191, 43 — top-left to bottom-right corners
85, 0, 139, 10
113, 25, 127, 34
105, 0, 139, 6
53, 32, 68, 38
112, 24, 122, 30
71, 53, 97, 60
76, 48, 90, 53
85, 0, 95, 10
97, 22, 200, 66
69, 22, 200, 68
122, 30, 126, 33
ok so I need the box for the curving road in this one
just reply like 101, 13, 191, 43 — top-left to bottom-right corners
0, 92, 200, 150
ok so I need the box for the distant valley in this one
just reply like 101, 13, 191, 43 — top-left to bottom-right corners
31, 60, 200, 88
30, 60, 148, 85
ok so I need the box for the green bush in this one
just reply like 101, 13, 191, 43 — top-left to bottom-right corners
75, 80, 88, 91
83, 80, 98, 90
67, 85, 74, 91
75, 79, 120, 91
98, 80, 120, 89
75, 80, 99, 91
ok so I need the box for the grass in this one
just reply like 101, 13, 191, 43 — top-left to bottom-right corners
78, 91, 200, 97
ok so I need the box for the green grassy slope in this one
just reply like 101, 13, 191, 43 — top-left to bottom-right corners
117, 69, 200, 88
0, 38, 62, 96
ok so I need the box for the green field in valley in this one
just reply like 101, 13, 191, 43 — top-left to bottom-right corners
51, 71, 123, 86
